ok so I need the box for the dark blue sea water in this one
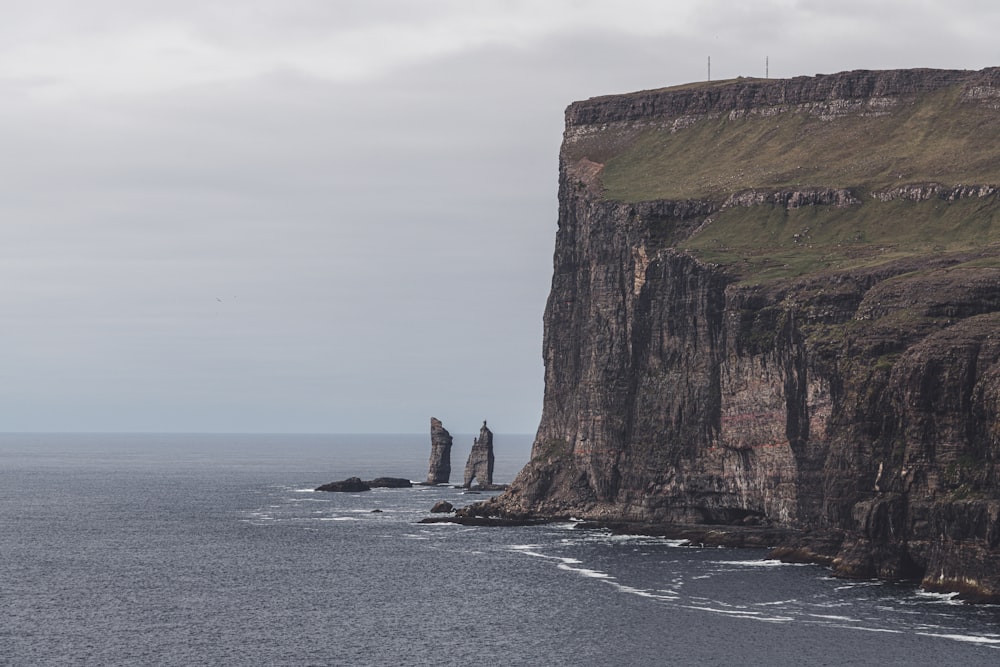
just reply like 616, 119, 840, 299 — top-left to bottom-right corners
3, 433, 1000, 666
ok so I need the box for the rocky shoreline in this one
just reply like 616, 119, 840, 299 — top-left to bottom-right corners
421, 507, 1000, 602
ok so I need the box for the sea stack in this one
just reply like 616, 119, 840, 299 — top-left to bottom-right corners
426, 417, 453, 485
463, 420, 495, 488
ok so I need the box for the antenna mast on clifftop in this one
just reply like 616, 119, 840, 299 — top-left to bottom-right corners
708, 56, 711, 82
766, 56, 769, 79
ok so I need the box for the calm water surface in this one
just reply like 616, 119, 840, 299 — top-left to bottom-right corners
2, 433, 999, 666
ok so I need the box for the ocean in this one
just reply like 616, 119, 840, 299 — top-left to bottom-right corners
2, 433, 999, 666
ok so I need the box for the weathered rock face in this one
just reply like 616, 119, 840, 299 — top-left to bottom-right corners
489, 67, 1000, 601
463, 421, 495, 488
426, 417, 453, 485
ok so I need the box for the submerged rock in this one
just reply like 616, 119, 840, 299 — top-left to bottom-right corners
463, 420, 495, 489
425, 417, 453, 485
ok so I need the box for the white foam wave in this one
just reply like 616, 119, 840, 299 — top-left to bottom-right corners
511, 548, 550, 559
914, 589, 962, 603
710, 559, 797, 567
579, 533, 689, 547
552, 522, 582, 530
557, 562, 613, 579
682, 604, 792, 622
509, 546, 584, 566
833, 580, 884, 590
291, 488, 317, 493
917, 633, 1000, 646
609, 583, 680, 600
319, 516, 358, 521
806, 613, 858, 622
845, 626, 905, 634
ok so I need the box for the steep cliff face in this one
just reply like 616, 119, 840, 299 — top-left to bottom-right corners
490, 67, 1000, 600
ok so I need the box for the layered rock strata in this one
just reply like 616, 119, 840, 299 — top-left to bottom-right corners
483, 67, 1000, 601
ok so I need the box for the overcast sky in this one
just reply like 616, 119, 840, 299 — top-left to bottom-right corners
1, 1, 997, 434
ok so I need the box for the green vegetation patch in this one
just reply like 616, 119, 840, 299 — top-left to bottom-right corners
598, 87, 1000, 202
681, 196, 1000, 282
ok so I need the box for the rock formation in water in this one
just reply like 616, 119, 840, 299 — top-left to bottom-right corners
425, 417, 453, 485
430, 500, 455, 513
481, 67, 1000, 601
367, 477, 413, 489
463, 421, 496, 489
316, 477, 412, 492
316, 477, 370, 492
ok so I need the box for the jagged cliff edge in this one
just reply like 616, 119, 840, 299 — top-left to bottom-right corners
473, 67, 1000, 601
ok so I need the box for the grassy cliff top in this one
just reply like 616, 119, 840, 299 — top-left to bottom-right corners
597, 86, 1000, 202
564, 69, 1000, 282
680, 196, 1000, 283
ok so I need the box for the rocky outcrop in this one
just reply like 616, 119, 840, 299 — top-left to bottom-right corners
367, 477, 412, 489
316, 477, 370, 492
316, 477, 412, 492
482, 67, 1000, 601
430, 500, 454, 513
463, 421, 495, 489
425, 417, 453, 485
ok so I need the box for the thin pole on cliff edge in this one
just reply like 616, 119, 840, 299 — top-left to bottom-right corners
708, 56, 711, 82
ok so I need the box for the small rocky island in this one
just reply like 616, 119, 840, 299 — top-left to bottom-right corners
315, 477, 412, 492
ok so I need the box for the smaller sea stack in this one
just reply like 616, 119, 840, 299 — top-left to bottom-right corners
426, 417, 453, 485
463, 420, 495, 488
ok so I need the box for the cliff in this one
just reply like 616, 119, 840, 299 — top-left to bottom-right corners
486, 67, 1000, 601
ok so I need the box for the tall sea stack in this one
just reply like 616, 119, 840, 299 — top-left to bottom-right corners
426, 417, 453, 485
482, 67, 1000, 601
463, 421, 495, 488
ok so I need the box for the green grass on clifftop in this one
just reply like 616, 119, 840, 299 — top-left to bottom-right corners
681, 196, 1000, 283
599, 87, 1000, 202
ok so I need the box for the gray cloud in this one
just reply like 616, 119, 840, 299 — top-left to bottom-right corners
1, 1, 997, 432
